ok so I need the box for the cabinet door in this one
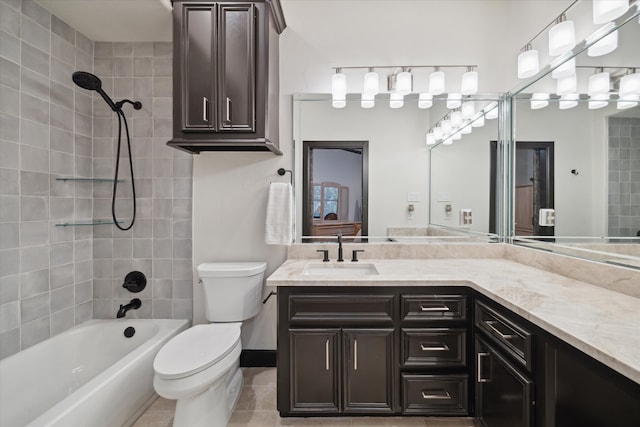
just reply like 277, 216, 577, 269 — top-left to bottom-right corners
476, 337, 533, 427
180, 4, 215, 131
289, 329, 340, 413
343, 329, 395, 413
217, 3, 256, 132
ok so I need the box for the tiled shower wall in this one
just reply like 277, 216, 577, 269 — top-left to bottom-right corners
608, 117, 640, 237
0, 0, 193, 360
0, 0, 94, 358
90, 42, 193, 321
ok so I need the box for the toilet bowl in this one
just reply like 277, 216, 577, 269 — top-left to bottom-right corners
152, 262, 267, 427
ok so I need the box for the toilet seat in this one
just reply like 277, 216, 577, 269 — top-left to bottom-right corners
154, 323, 241, 380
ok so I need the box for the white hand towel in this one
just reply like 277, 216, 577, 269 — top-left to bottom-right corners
265, 182, 294, 245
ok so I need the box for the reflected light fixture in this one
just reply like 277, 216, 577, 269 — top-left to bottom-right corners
556, 73, 577, 95
429, 67, 446, 95
461, 67, 478, 95
588, 93, 609, 109
461, 101, 475, 119
426, 131, 436, 145
588, 29, 618, 57
389, 92, 404, 109
361, 92, 375, 109
418, 93, 433, 109
559, 93, 579, 110
441, 118, 452, 134
363, 68, 379, 95
433, 126, 443, 141
549, 14, 576, 56
531, 93, 550, 109
443, 137, 453, 145
396, 69, 412, 95
452, 131, 462, 141
451, 111, 463, 127
447, 93, 462, 109
518, 44, 539, 79
552, 57, 575, 79
461, 121, 472, 134
588, 70, 610, 96
472, 113, 485, 128
593, 0, 629, 25
484, 101, 498, 119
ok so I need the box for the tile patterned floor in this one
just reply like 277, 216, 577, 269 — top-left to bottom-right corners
133, 368, 477, 427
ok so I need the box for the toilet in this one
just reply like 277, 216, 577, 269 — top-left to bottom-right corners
153, 262, 267, 427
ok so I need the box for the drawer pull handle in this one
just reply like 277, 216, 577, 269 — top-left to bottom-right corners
485, 320, 516, 340
421, 390, 451, 400
420, 343, 450, 352
419, 304, 450, 312
478, 352, 490, 383
354, 339, 358, 370
202, 97, 209, 122
325, 339, 330, 371
226, 96, 232, 122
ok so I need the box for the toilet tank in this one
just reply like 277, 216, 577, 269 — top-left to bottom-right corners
197, 262, 267, 322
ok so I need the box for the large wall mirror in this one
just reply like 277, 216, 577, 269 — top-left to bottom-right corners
293, 94, 502, 243
510, 7, 640, 268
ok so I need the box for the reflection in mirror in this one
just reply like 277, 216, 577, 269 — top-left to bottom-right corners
511, 10, 640, 267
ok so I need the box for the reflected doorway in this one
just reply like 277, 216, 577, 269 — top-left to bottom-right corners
302, 141, 368, 238
515, 142, 555, 236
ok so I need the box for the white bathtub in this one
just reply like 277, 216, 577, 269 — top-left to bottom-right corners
0, 318, 189, 427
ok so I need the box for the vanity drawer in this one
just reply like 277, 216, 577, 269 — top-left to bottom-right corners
401, 328, 466, 367
402, 373, 468, 415
475, 301, 533, 371
288, 294, 395, 324
401, 294, 467, 322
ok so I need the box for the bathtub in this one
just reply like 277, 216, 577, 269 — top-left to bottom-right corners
0, 318, 189, 427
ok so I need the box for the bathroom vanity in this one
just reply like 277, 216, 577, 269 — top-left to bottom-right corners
268, 256, 640, 426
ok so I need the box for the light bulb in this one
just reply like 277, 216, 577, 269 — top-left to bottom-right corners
461, 121, 472, 134
441, 119, 452, 134
549, 18, 576, 56
593, 0, 629, 25
484, 101, 498, 119
396, 71, 412, 95
361, 92, 375, 109
588, 72, 610, 96
588, 93, 609, 109
472, 114, 485, 128
451, 111, 463, 127
588, 30, 618, 57
363, 71, 379, 95
418, 93, 433, 109
331, 72, 346, 97
556, 74, 577, 95
518, 48, 539, 79
426, 132, 436, 145
389, 92, 404, 109
429, 70, 445, 95
552, 58, 575, 79
461, 101, 475, 119
447, 93, 461, 109
531, 93, 549, 109
461, 70, 478, 95
559, 93, 579, 110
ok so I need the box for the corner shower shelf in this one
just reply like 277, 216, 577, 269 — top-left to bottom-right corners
55, 219, 123, 227
55, 177, 124, 183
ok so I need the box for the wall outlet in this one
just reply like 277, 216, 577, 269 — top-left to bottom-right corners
539, 208, 555, 226
460, 209, 472, 225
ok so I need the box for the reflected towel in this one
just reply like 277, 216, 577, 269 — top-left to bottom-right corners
265, 182, 294, 245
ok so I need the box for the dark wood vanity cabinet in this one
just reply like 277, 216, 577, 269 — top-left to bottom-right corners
169, 0, 285, 154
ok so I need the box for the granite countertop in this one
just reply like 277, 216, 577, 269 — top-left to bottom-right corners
267, 258, 640, 385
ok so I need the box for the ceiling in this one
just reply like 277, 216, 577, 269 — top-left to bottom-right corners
37, 0, 173, 42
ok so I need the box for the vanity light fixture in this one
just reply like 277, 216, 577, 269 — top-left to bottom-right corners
433, 126, 443, 141
418, 93, 433, 109
588, 28, 618, 57
429, 68, 446, 95
395, 69, 412, 95
531, 93, 550, 109
452, 131, 462, 141
331, 69, 347, 108
363, 68, 379, 95
593, 0, 629, 25
461, 101, 475, 119
549, 14, 576, 56
441, 118, 452, 134
556, 73, 577, 95
389, 92, 404, 109
461, 121, 472, 134
461, 67, 478, 95
588, 69, 610, 96
552, 57, 576, 79
451, 110, 463, 127
442, 136, 453, 145
559, 93, 580, 109
518, 44, 540, 79
447, 93, 462, 109
484, 101, 499, 119
588, 93, 609, 109
618, 68, 640, 109
361, 92, 375, 109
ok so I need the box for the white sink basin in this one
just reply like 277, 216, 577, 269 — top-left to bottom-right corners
303, 263, 379, 277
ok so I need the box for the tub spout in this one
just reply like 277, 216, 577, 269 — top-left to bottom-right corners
117, 298, 141, 318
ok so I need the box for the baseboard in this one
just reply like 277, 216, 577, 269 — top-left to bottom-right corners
240, 350, 277, 367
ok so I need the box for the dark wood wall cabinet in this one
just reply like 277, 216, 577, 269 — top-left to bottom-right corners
277, 286, 640, 426
169, 0, 285, 154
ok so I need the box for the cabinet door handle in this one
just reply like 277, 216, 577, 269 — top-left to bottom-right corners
226, 96, 232, 122
485, 320, 516, 340
421, 390, 451, 400
202, 97, 209, 122
419, 304, 450, 312
420, 342, 450, 352
354, 339, 358, 371
325, 339, 330, 371
477, 352, 491, 383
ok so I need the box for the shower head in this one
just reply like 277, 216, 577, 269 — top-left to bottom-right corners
72, 71, 118, 112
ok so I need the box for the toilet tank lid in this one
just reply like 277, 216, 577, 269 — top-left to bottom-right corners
197, 262, 267, 277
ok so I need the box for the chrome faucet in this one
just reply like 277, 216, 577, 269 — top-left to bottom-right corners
117, 298, 141, 318
337, 231, 344, 262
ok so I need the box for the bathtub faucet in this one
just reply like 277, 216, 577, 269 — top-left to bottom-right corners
117, 298, 141, 318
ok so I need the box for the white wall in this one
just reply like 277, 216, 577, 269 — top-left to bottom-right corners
192, 0, 578, 350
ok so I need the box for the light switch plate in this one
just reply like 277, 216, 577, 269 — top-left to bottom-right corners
407, 192, 420, 202
437, 192, 450, 202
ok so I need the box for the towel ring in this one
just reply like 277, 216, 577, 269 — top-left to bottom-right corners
277, 168, 293, 185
